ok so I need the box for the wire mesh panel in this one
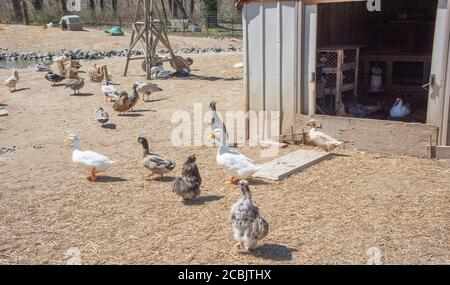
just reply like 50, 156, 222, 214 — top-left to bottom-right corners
316, 47, 359, 115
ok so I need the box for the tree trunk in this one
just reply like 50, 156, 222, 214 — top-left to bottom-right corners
88, 0, 96, 24
112, 0, 118, 16
160, 0, 169, 23
11, 0, 23, 23
203, 0, 218, 28
60, 0, 68, 15
21, 0, 30, 25
174, 0, 188, 19
32, 0, 44, 10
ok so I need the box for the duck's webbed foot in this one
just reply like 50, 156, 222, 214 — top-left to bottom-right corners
225, 177, 237, 185
87, 168, 97, 182
144, 172, 155, 180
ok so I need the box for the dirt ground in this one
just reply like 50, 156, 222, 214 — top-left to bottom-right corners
0, 24, 240, 53
0, 26, 450, 265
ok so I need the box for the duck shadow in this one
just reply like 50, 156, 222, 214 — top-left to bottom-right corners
101, 123, 116, 130
144, 98, 169, 103
120, 113, 144, 117
70, 92, 94, 97
11, 87, 31, 93
0, 103, 8, 107
96, 176, 127, 183
132, 109, 156, 113
183, 195, 224, 206
153, 176, 176, 182
189, 74, 243, 81
251, 244, 296, 261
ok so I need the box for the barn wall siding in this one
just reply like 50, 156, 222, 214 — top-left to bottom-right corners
244, 1, 300, 138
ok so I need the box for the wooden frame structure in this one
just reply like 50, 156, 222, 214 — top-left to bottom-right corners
123, 0, 184, 79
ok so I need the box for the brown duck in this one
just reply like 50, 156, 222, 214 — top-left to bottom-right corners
112, 91, 133, 116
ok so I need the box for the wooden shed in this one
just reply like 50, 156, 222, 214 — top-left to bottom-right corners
240, 0, 450, 158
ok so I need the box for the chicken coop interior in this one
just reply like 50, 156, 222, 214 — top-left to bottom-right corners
315, 0, 438, 123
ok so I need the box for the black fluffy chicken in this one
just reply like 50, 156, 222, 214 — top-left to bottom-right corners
172, 154, 202, 200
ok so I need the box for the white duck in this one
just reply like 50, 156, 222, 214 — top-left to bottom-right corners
306, 120, 343, 152
390, 98, 411, 118
101, 80, 119, 102
4, 70, 19, 92
65, 134, 115, 182
210, 128, 261, 184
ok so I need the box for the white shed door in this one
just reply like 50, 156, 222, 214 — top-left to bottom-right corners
303, 4, 318, 115
427, 0, 450, 144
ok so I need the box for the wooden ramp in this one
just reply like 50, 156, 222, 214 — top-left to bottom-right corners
253, 149, 333, 181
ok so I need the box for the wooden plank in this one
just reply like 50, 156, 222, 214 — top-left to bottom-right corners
426, 146, 450, 159
253, 149, 333, 181
295, 115, 439, 157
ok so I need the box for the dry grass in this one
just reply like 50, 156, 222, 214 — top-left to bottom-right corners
0, 36, 449, 264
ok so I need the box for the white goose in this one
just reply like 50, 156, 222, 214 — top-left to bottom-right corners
306, 120, 343, 152
390, 98, 411, 118
210, 128, 261, 184
66, 134, 115, 182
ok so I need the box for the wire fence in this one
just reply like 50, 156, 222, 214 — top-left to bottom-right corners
0, 1, 243, 39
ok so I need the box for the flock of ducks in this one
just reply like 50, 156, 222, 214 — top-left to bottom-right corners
2, 57, 396, 253
0, 55, 271, 251
63, 98, 272, 252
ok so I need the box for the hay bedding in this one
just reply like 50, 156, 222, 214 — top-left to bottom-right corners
0, 54, 449, 265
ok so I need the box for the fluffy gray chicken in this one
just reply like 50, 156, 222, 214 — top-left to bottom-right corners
172, 154, 202, 200
230, 180, 269, 252
95, 107, 109, 125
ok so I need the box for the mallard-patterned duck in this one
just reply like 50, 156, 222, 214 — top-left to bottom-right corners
306, 120, 343, 152
71, 61, 82, 70
231, 180, 269, 253
172, 154, 202, 200
101, 80, 119, 102
4, 70, 19, 92
65, 134, 115, 182
65, 77, 85, 95
45, 72, 65, 86
135, 81, 163, 102
137, 136, 176, 180
95, 107, 109, 125
112, 91, 133, 115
